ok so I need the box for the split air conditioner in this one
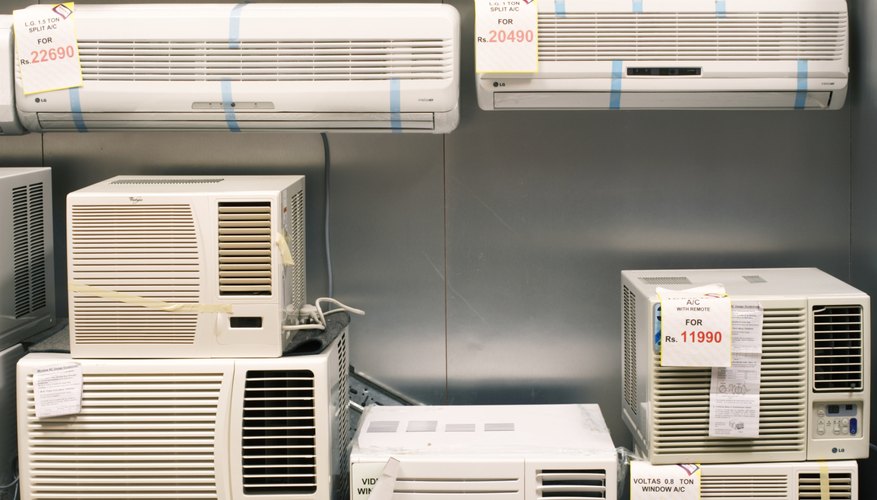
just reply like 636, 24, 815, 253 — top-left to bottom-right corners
350, 404, 618, 500
18, 316, 350, 500
477, 0, 848, 110
0, 168, 55, 350
67, 175, 305, 358
13, 4, 460, 133
622, 268, 870, 464
0, 17, 24, 135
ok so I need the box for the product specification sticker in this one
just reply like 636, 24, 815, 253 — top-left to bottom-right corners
13, 2, 82, 95
658, 285, 732, 367
475, 0, 538, 73
33, 362, 83, 419
630, 462, 700, 500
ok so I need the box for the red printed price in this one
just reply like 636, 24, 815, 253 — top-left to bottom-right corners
487, 29, 534, 43
681, 331, 724, 343
30, 45, 76, 64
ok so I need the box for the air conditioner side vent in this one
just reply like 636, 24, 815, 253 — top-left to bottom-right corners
639, 277, 691, 285
812, 305, 863, 392
537, 469, 606, 499
798, 472, 852, 499
110, 178, 225, 185
12, 182, 47, 319
622, 285, 637, 414
218, 201, 272, 296
336, 332, 351, 498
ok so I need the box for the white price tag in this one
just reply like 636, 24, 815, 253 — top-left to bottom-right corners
630, 462, 701, 500
34, 362, 83, 419
475, 0, 538, 73
658, 285, 731, 367
709, 353, 761, 437
13, 3, 82, 95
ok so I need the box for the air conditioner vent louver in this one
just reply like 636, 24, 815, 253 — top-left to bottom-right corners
652, 307, 807, 455
813, 305, 863, 391
12, 182, 47, 319
78, 40, 455, 82
110, 178, 225, 185
639, 277, 691, 285
242, 369, 317, 494
622, 285, 637, 414
286, 190, 306, 311
798, 472, 852, 499
336, 333, 351, 498
701, 474, 787, 498
218, 202, 272, 296
70, 204, 199, 344
743, 275, 767, 283
537, 469, 606, 499
538, 12, 847, 62
25, 372, 223, 499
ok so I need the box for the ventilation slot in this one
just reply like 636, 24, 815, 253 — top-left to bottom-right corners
70, 204, 200, 345
622, 285, 637, 414
813, 306, 863, 391
12, 183, 47, 319
242, 369, 317, 495
798, 472, 852, 500
743, 275, 767, 283
537, 469, 606, 499
701, 474, 787, 499
110, 178, 225, 185
336, 333, 351, 499
394, 477, 520, 495
652, 307, 807, 457
218, 202, 272, 296
25, 372, 223, 499
284, 189, 306, 312
638, 277, 691, 285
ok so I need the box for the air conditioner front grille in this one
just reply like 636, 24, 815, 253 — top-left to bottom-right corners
798, 472, 852, 499
78, 40, 455, 82
538, 12, 847, 62
537, 469, 607, 499
622, 285, 637, 414
218, 201, 272, 296
12, 183, 47, 318
242, 369, 317, 495
701, 474, 787, 498
70, 204, 199, 345
651, 307, 807, 456
336, 333, 351, 498
25, 372, 223, 499
813, 305, 863, 391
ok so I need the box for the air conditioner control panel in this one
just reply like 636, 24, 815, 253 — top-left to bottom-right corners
813, 402, 861, 437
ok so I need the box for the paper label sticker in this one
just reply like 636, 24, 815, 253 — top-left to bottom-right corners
658, 285, 731, 367
630, 462, 701, 500
731, 301, 763, 354
475, 0, 538, 73
13, 3, 82, 95
709, 352, 761, 437
33, 363, 83, 419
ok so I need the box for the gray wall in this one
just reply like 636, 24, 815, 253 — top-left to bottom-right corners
1, 0, 872, 498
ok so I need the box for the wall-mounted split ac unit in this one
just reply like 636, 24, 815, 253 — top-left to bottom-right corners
477, 0, 849, 110
67, 175, 305, 358
0, 168, 54, 350
622, 268, 870, 464
13, 4, 460, 133
18, 315, 350, 500
0, 17, 24, 135
694, 460, 859, 500
350, 404, 618, 500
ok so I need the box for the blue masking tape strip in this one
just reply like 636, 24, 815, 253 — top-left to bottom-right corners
229, 3, 245, 49
69, 87, 86, 132
716, 0, 726, 18
221, 80, 241, 132
633, 0, 643, 13
555, 0, 566, 18
795, 60, 808, 110
390, 78, 401, 133
610, 60, 623, 110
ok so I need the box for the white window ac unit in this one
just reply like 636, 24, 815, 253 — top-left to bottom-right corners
13, 4, 460, 133
66, 175, 305, 358
477, 0, 848, 110
0, 17, 24, 135
350, 404, 618, 500
18, 317, 350, 500
621, 268, 870, 464
0, 168, 55, 350
691, 460, 859, 500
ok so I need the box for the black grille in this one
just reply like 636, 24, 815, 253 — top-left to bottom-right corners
622, 286, 637, 414
798, 472, 853, 499
539, 469, 606, 499
813, 306, 863, 391
12, 182, 46, 319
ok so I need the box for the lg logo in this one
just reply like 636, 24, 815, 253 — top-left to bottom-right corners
832, 447, 845, 454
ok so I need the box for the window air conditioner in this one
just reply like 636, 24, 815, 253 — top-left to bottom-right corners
18, 315, 350, 500
695, 460, 859, 500
0, 168, 55, 350
477, 0, 848, 111
350, 404, 618, 500
66, 175, 305, 358
622, 268, 870, 464
13, 4, 460, 133
0, 17, 24, 135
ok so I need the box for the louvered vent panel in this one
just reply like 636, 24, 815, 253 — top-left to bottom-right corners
110, 178, 224, 185
78, 40, 454, 82
25, 372, 223, 499
622, 286, 637, 414
537, 469, 606, 499
12, 186, 30, 318
336, 333, 351, 498
284, 189, 306, 311
813, 306, 863, 391
701, 474, 787, 498
70, 204, 199, 344
27, 183, 47, 313
242, 369, 317, 494
639, 277, 691, 285
12, 183, 47, 319
218, 202, 272, 296
538, 13, 847, 62
652, 307, 807, 455
798, 472, 852, 500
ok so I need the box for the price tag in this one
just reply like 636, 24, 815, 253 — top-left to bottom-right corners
13, 3, 82, 95
658, 285, 731, 367
34, 362, 83, 419
475, 0, 538, 73
630, 462, 700, 500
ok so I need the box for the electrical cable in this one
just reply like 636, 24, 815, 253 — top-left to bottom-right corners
870, 442, 877, 454
321, 132, 333, 298
281, 297, 364, 332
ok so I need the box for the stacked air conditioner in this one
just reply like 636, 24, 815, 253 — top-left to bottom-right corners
621, 268, 868, 499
